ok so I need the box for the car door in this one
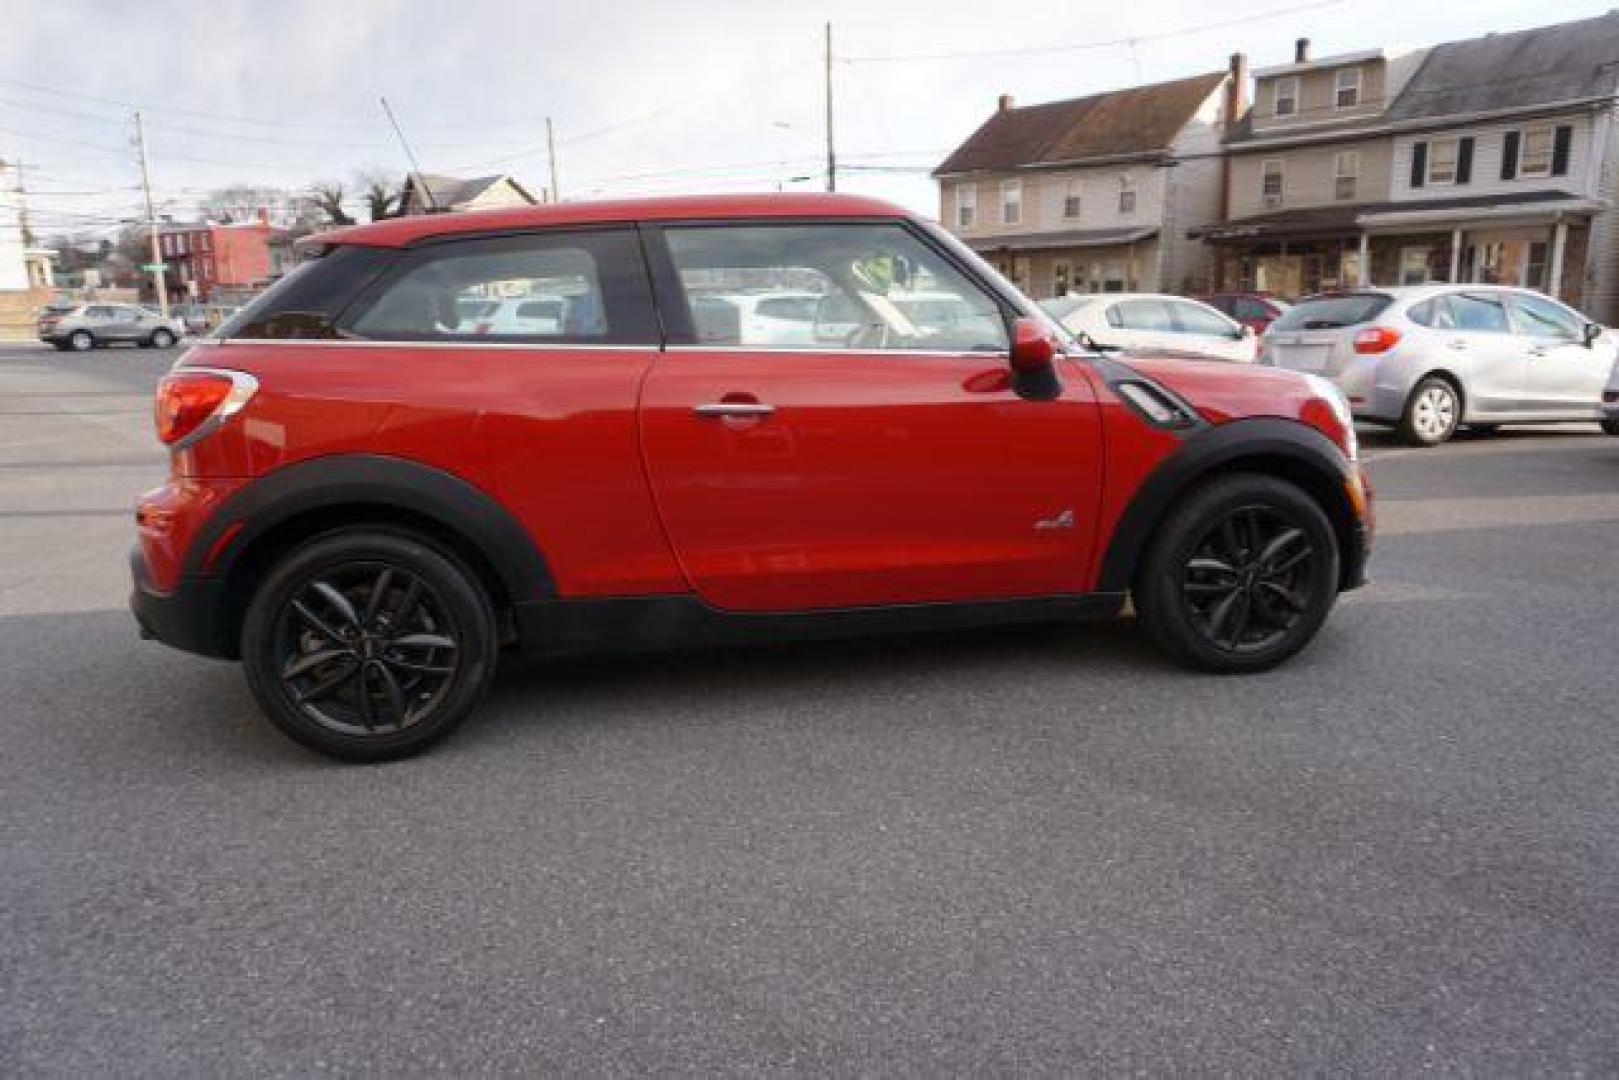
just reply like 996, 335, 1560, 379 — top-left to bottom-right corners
1438, 291, 1528, 417
110, 306, 144, 341
638, 219, 1104, 612
1506, 291, 1611, 417
1167, 299, 1252, 361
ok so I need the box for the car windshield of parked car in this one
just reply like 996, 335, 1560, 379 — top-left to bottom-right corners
1270, 293, 1392, 331
662, 223, 1008, 353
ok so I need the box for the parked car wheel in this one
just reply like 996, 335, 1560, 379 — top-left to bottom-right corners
1135, 473, 1340, 673
241, 530, 499, 763
67, 330, 95, 352
149, 328, 176, 349
1398, 376, 1461, 447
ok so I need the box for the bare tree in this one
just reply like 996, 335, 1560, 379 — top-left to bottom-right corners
199, 184, 295, 225
311, 182, 354, 226
354, 169, 400, 221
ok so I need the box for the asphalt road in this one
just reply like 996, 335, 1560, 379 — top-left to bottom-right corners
3, 341, 1618, 1075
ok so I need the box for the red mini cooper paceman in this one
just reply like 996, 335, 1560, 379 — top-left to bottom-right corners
132, 194, 1371, 761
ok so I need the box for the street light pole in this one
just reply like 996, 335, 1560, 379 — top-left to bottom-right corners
134, 110, 169, 317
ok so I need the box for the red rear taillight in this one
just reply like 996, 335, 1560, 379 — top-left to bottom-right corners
1352, 326, 1402, 354
154, 368, 258, 449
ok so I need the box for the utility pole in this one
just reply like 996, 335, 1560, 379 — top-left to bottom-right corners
546, 117, 560, 202
824, 22, 837, 192
134, 111, 170, 317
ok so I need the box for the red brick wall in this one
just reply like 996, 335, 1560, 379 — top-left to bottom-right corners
209, 225, 271, 289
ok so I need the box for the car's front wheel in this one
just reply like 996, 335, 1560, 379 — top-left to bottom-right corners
150, 328, 176, 348
241, 530, 499, 762
67, 330, 94, 352
1135, 473, 1341, 673
1398, 376, 1461, 446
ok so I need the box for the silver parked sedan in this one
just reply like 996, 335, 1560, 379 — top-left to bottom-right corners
38, 303, 186, 352
1260, 286, 1618, 446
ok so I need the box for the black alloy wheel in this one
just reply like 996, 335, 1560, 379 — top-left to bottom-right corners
242, 530, 497, 761
1135, 473, 1341, 672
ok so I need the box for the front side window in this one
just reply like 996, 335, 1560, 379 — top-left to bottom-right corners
1520, 126, 1554, 178
1001, 180, 1022, 226
1508, 292, 1582, 341
345, 230, 655, 344
1428, 138, 1459, 185
1261, 160, 1284, 208
661, 223, 1008, 354
1273, 77, 1299, 117
1112, 299, 1176, 332
1334, 151, 1359, 201
1335, 67, 1362, 108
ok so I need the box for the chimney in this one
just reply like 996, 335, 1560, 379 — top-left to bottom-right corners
1295, 37, 1311, 63
997, 93, 1015, 113
1225, 52, 1250, 125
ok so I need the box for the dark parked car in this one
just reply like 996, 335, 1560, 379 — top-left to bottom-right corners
1200, 292, 1291, 334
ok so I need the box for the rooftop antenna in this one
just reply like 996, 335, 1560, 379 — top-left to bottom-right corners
380, 96, 437, 211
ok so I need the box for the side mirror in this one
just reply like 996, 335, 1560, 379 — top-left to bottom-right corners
1584, 322, 1604, 348
1009, 317, 1057, 373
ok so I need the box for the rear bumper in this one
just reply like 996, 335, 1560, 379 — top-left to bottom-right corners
129, 546, 235, 660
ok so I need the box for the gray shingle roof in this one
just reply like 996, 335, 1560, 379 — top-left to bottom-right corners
1386, 11, 1619, 121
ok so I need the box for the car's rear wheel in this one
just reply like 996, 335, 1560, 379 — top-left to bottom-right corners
1135, 473, 1341, 673
241, 530, 498, 762
150, 328, 176, 348
1398, 376, 1461, 446
67, 330, 94, 352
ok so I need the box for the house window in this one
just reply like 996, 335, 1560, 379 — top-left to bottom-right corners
1334, 67, 1362, 109
1062, 180, 1081, 220
1520, 126, 1554, 178
1273, 77, 1299, 117
1399, 247, 1432, 285
1428, 138, 1459, 185
1001, 180, 1022, 225
1261, 160, 1284, 208
1117, 175, 1135, 215
955, 184, 976, 229
1334, 151, 1359, 201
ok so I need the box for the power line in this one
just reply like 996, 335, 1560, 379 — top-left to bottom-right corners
841, 0, 1344, 63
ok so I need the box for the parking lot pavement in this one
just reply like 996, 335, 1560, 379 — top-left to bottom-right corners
3, 339, 1618, 1074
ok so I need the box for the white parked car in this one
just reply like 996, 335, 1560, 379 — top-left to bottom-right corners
1260, 285, 1619, 446
455, 296, 570, 336
1039, 293, 1258, 363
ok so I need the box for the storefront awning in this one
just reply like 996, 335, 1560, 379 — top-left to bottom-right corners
1356, 191, 1601, 229
965, 226, 1158, 253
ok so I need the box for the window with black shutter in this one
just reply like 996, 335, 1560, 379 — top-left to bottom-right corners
1501, 130, 1520, 180
1410, 142, 1427, 188
1551, 125, 1573, 177
1456, 137, 1474, 184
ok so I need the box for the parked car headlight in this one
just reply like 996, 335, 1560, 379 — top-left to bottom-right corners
1302, 373, 1357, 461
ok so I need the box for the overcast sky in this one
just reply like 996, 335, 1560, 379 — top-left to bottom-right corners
1, 0, 1610, 238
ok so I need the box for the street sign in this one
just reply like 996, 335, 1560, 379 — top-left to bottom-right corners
141, 263, 169, 273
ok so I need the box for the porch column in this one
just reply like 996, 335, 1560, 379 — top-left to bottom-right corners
1448, 228, 1462, 283
1548, 218, 1569, 298
1357, 233, 1369, 286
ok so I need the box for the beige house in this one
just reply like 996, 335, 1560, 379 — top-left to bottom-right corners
1207, 13, 1619, 320
934, 63, 1246, 298
397, 172, 539, 216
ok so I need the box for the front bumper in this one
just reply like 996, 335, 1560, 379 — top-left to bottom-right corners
129, 546, 235, 659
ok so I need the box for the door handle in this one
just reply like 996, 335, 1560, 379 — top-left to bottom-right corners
694, 402, 775, 418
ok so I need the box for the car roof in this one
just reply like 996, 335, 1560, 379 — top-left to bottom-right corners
314, 193, 910, 249
1080, 293, 1211, 304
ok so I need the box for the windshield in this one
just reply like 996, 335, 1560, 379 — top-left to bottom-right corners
1271, 293, 1392, 332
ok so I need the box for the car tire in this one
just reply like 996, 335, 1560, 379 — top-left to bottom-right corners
1602, 415, 1619, 437
1397, 376, 1461, 447
150, 328, 176, 349
67, 330, 94, 352
1134, 472, 1341, 674
241, 529, 499, 763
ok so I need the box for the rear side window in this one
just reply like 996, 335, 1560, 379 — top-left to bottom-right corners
1407, 297, 1458, 330
345, 229, 655, 345
1270, 294, 1391, 331
1112, 299, 1177, 332
218, 245, 394, 339
1449, 293, 1511, 334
